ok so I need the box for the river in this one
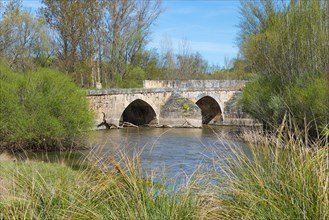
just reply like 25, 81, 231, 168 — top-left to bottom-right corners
25, 126, 248, 180
88, 126, 247, 177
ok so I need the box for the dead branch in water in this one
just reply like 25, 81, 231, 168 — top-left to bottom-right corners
122, 122, 139, 128
97, 112, 120, 129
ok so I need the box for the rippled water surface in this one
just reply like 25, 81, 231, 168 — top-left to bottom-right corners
87, 126, 248, 177
23, 126, 248, 179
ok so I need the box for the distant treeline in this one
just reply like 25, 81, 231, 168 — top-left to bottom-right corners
0, 0, 251, 89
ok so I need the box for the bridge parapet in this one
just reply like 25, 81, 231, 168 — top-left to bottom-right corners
87, 86, 243, 96
88, 80, 246, 96
143, 80, 246, 90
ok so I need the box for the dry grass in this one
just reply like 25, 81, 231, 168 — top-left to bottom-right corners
0, 152, 15, 161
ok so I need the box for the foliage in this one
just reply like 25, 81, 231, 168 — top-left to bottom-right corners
111, 65, 147, 88
211, 70, 253, 80
0, 66, 93, 150
241, 74, 282, 126
0, 0, 52, 71
287, 73, 329, 134
1, 0, 253, 88
239, 0, 329, 135
41, 0, 162, 88
0, 153, 202, 219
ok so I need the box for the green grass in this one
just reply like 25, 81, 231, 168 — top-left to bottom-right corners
0, 126, 328, 219
0, 153, 202, 219
203, 128, 329, 220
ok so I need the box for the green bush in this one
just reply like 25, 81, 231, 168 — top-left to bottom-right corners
0, 66, 93, 150
287, 73, 329, 133
241, 74, 283, 127
241, 73, 329, 135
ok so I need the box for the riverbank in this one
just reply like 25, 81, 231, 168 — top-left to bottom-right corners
0, 128, 327, 219
0, 153, 203, 219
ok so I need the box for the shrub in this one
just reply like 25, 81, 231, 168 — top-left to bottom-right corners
241, 74, 283, 127
0, 67, 93, 150
286, 73, 329, 136
241, 73, 329, 135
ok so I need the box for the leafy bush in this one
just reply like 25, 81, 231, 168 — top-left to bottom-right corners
239, 1, 329, 136
287, 73, 329, 132
0, 66, 93, 150
241, 73, 329, 135
241, 74, 284, 127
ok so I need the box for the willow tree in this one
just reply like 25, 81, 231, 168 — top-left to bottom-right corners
240, 0, 329, 136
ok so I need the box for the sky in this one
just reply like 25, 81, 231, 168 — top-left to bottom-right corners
20, 0, 241, 67
149, 0, 241, 67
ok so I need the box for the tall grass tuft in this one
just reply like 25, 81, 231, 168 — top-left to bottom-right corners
0, 150, 202, 219
203, 123, 329, 220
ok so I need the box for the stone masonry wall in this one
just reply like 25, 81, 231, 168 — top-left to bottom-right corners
87, 80, 260, 128
143, 80, 246, 90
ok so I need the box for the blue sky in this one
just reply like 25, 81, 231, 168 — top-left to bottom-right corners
20, 0, 241, 67
150, 0, 241, 67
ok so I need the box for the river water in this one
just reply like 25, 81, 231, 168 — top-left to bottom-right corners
25, 126, 248, 180
86, 126, 248, 178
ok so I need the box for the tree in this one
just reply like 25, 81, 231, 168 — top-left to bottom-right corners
238, 0, 277, 45
42, 0, 162, 88
158, 35, 210, 80
159, 34, 176, 79
240, 0, 329, 136
102, 0, 162, 86
42, 0, 99, 83
0, 0, 52, 71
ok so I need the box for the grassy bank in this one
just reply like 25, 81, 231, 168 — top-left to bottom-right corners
202, 126, 329, 219
0, 153, 202, 219
0, 131, 328, 219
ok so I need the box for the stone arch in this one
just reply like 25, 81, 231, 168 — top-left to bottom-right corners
119, 99, 157, 126
196, 96, 222, 124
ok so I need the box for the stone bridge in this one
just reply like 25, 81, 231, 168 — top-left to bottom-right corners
87, 80, 257, 128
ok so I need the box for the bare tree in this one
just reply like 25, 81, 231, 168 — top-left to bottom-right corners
160, 34, 176, 79
159, 36, 209, 79
42, 0, 108, 87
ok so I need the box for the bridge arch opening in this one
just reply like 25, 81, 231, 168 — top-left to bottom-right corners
120, 99, 157, 126
196, 96, 222, 124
